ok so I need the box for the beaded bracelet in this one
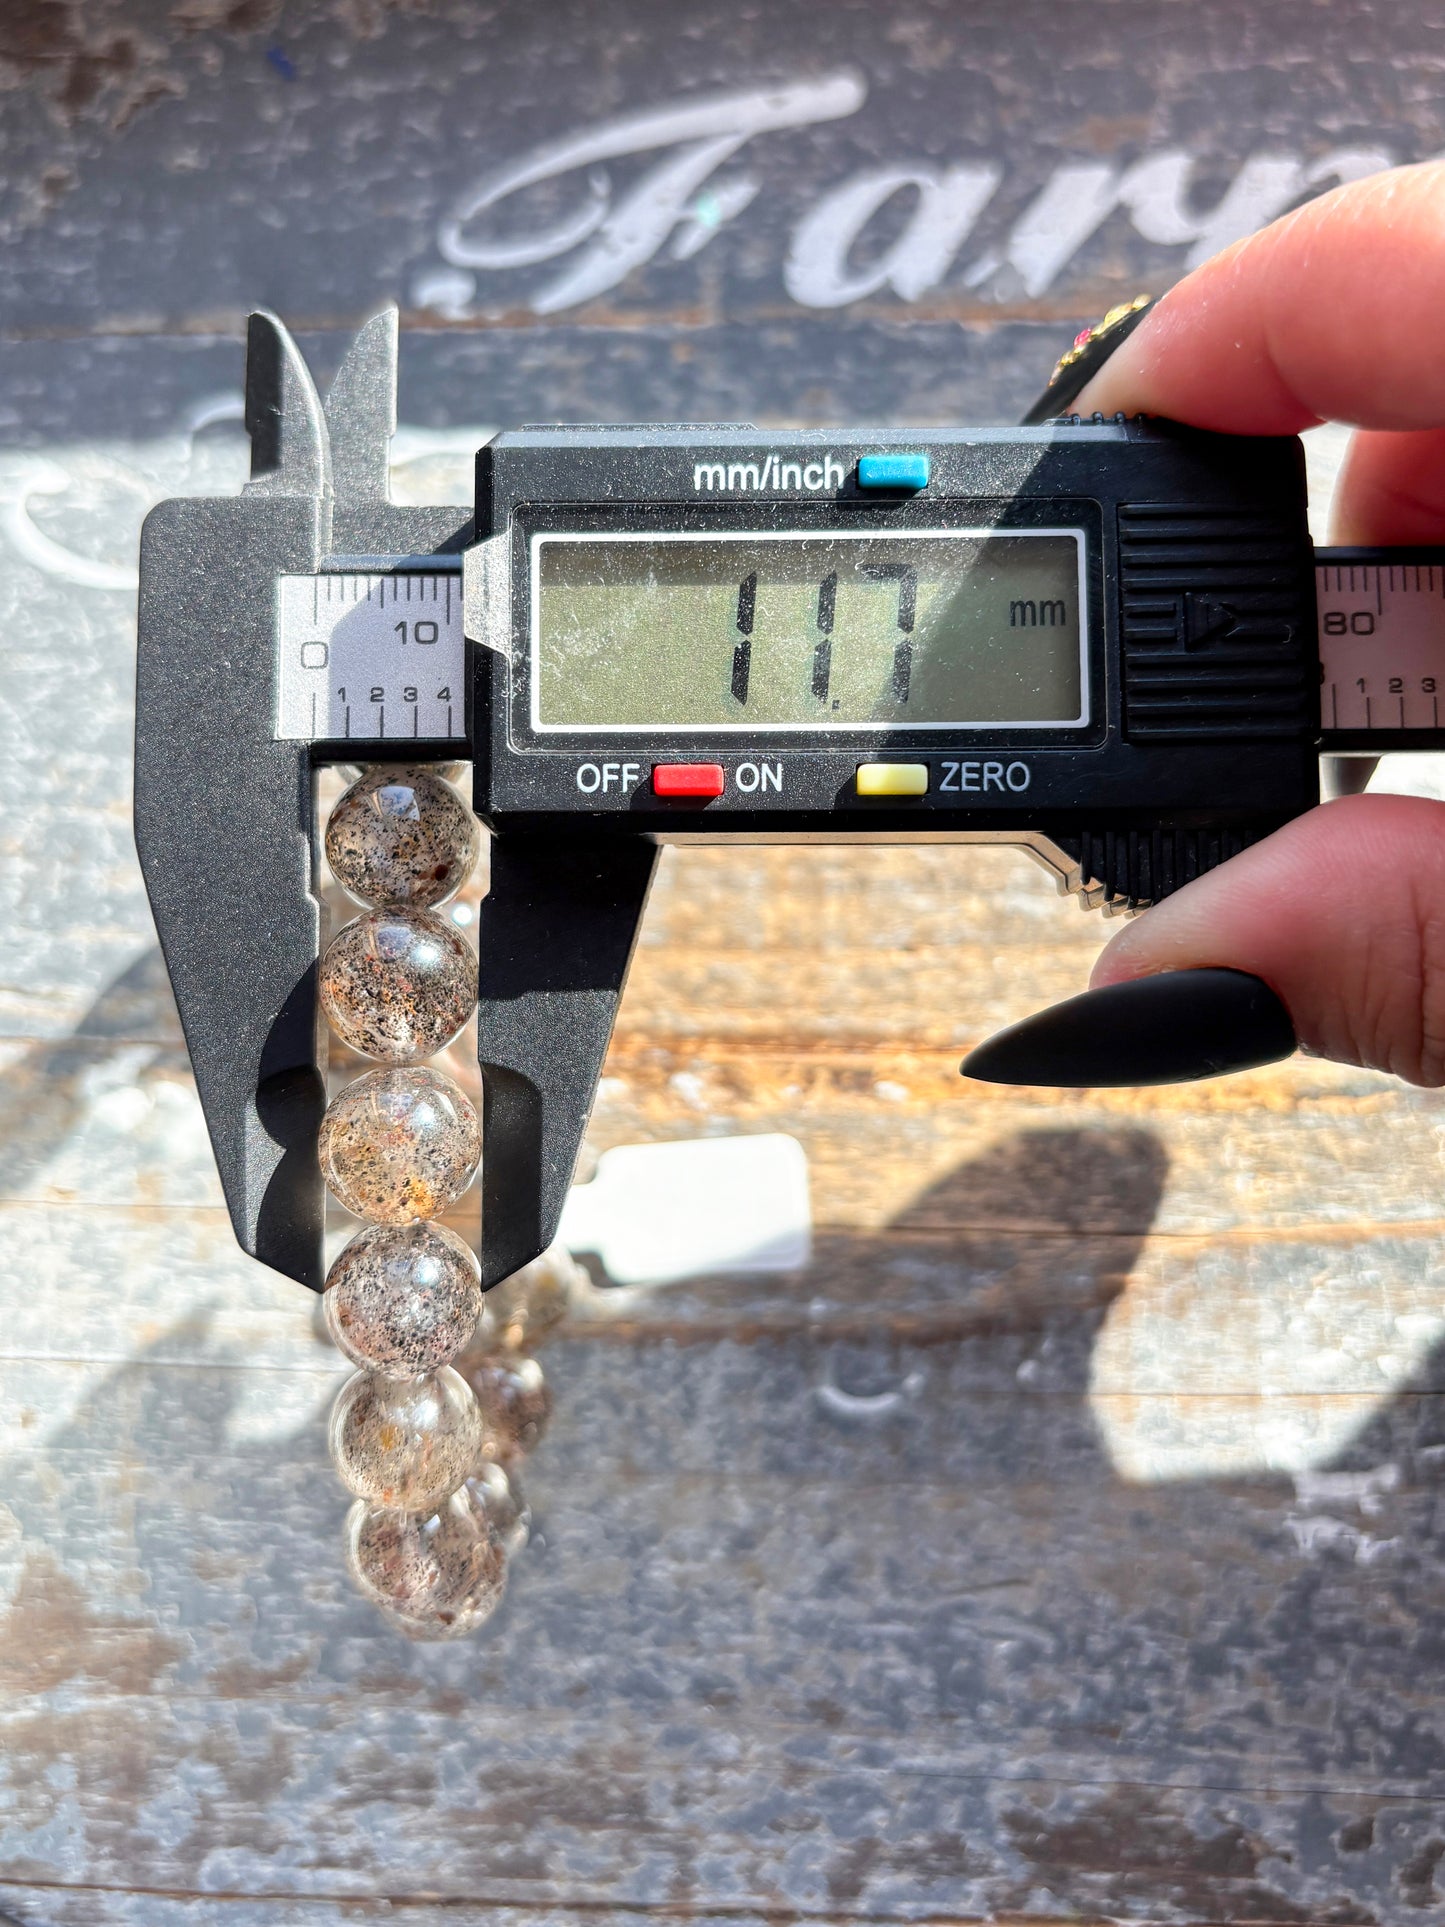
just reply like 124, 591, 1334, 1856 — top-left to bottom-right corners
315, 764, 566, 1640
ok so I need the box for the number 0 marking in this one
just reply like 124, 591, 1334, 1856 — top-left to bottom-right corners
275, 571, 465, 742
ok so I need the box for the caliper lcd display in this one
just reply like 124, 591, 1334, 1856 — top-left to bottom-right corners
530, 528, 1088, 731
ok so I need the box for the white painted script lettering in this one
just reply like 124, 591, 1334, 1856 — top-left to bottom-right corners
785, 163, 1001, 307
437, 75, 866, 315
1000, 146, 1393, 296
420, 78, 1398, 317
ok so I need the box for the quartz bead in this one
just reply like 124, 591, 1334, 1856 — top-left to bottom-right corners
376, 1577, 508, 1641
326, 766, 480, 909
476, 1245, 578, 1351
324, 1221, 482, 1376
329, 1364, 483, 1513
345, 1485, 507, 1634
467, 1458, 531, 1558
318, 1066, 480, 1223
462, 1352, 552, 1468
319, 907, 475, 1063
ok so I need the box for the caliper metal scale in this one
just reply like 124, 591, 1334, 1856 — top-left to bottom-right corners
134, 309, 1445, 1296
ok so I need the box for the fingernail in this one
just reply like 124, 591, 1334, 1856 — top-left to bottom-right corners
1019, 292, 1155, 425
961, 968, 1296, 1088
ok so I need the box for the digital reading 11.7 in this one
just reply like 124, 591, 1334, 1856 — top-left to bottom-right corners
532, 530, 1086, 732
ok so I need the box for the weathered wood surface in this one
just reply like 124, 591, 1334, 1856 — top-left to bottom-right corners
6, 3, 1445, 1921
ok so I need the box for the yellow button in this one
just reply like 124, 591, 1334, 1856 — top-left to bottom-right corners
855, 762, 929, 797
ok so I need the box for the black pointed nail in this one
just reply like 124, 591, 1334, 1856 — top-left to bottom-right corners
962, 968, 1296, 1088
1019, 292, 1156, 425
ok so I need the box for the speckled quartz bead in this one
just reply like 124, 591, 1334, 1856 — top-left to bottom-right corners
318, 1066, 480, 1223
467, 1458, 531, 1559
476, 1245, 579, 1351
326, 766, 481, 909
345, 1485, 507, 1636
376, 1571, 509, 1642
461, 1353, 553, 1468
329, 1365, 484, 1513
324, 1221, 482, 1376
319, 907, 476, 1063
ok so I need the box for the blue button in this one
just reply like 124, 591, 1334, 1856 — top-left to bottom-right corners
858, 452, 930, 490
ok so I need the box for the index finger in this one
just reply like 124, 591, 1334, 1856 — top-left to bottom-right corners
1076, 160, 1445, 434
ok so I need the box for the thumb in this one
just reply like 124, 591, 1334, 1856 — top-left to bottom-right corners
1090, 792, 1445, 1086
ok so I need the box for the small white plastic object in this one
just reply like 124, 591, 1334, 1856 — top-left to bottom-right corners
557, 1133, 811, 1286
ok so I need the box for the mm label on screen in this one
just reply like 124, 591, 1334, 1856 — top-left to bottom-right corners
528, 526, 1089, 733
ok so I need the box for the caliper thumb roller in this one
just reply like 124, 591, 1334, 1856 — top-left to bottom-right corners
135, 307, 1445, 1294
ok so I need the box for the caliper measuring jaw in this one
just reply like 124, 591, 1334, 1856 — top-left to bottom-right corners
136, 310, 500, 1291
137, 309, 651, 1293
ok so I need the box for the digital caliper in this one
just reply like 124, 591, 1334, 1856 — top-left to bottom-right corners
133, 309, 1445, 1294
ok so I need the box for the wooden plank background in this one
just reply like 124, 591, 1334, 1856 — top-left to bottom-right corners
5, 3, 1445, 1920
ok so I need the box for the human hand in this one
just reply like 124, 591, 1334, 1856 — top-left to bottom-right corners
965, 162, 1445, 1090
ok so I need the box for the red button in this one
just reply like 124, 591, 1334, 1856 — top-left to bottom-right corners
653, 763, 725, 798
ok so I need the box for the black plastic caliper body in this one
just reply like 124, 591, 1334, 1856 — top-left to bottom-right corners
137, 312, 1427, 1297
465, 415, 1319, 1283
